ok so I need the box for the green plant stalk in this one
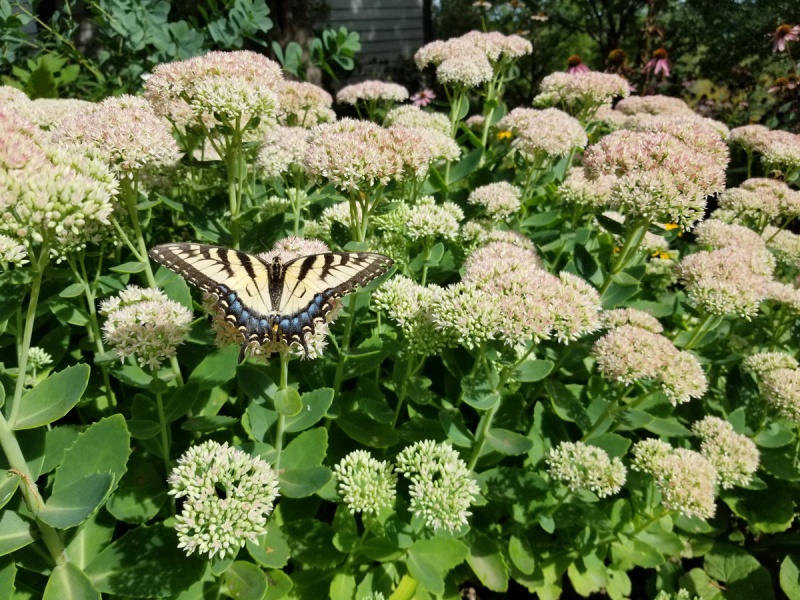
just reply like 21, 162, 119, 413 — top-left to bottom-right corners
419, 240, 433, 286
274, 352, 290, 473
389, 575, 418, 600
598, 218, 649, 296
9, 241, 49, 426
121, 178, 157, 288
332, 294, 358, 400
0, 411, 67, 564
683, 313, 718, 350
152, 386, 172, 481
69, 253, 116, 406
391, 356, 416, 428
120, 179, 184, 384
467, 399, 500, 471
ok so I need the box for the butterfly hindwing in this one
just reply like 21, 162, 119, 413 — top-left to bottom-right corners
148, 243, 393, 359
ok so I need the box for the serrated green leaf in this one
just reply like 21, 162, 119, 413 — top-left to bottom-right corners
106, 456, 167, 524
285, 388, 333, 432
273, 387, 302, 416
513, 359, 554, 382
109, 261, 146, 274
43, 562, 100, 600
39, 474, 113, 529
0, 511, 36, 556
13, 364, 90, 430
85, 524, 205, 595
509, 534, 535, 575
223, 561, 267, 600
485, 428, 533, 455
281, 427, 327, 469
188, 345, 238, 390
780, 555, 800, 600
467, 530, 509, 591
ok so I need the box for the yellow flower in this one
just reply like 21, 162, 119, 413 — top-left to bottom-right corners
663, 223, 680, 231
497, 130, 513, 141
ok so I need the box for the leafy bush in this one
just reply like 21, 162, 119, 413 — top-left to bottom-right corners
1, 27, 800, 600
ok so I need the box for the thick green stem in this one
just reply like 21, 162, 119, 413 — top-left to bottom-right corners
599, 218, 649, 296
0, 411, 67, 564
467, 400, 500, 471
70, 254, 116, 407
274, 353, 289, 472
419, 240, 433, 286
332, 295, 358, 400
391, 356, 416, 428
154, 389, 172, 480
122, 178, 157, 288
683, 313, 717, 350
9, 243, 49, 425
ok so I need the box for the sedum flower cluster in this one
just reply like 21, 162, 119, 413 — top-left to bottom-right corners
468, 182, 522, 221
334, 450, 397, 514
395, 440, 480, 532
0, 234, 28, 267
54, 95, 181, 174
615, 95, 696, 116
676, 246, 773, 318
144, 50, 283, 129
691, 416, 759, 489
593, 324, 707, 405
384, 105, 451, 135
14, 98, 94, 131
631, 439, 717, 520
168, 440, 279, 559
0, 109, 118, 255
534, 72, 630, 121
257, 126, 310, 180
743, 352, 800, 421
429, 241, 600, 349
336, 80, 409, 105
100, 285, 193, 369
546, 441, 627, 498
415, 31, 532, 88
498, 108, 588, 161
372, 275, 445, 357
277, 80, 335, 127
583, 129, 727, 230
729, 125, 800, 175
713, 178, 800, 230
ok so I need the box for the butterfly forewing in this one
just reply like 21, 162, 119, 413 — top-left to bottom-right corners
278, 252, 392, 315
148, 243, 393, 358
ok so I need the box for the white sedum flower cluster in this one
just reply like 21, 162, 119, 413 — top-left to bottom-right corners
168, 440, 279, 559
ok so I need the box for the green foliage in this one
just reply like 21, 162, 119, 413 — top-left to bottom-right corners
273, 26, 361, 82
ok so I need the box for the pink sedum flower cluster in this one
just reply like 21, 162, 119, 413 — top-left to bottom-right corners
336, 80, 409, 105
499, 108, 587, 160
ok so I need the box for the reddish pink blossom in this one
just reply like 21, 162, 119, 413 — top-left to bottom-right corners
643, 48, 671, 78
772, 24, 800, 53
566, 55, 591, 74
411, 89, 436, 107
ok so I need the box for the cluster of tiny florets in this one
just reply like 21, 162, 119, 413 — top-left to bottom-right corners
384, 105, 451, 135
499, 108, 588, 159
534, 72, 629, 119
593, 325, 707, 404
277, 81, 335, 127
584, 129, 727, 230
468, 182, 522, 221
692, 416, 759, 489
546, 441, 627, 497
334, 450, 397, 514
144, 50, 283, 128
257, 126, 310, 179
54, 95, 182, 174
336, 80, 409, 105
631, 440, 718, 520
168, 440, 279, 559
100, 286, 193, 370
395, 440, 480, 532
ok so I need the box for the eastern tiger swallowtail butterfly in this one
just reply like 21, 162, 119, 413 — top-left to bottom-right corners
148, 243, 393, 362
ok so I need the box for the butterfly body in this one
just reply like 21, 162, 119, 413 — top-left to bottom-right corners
148, 243, 393, 360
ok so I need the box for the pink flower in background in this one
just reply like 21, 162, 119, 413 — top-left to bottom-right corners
772, 24, 800, 53
566, 55, 591, 74
643, 48, 671, 78
411, 89, 436, 107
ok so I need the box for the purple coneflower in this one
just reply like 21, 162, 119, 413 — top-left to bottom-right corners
410, 89, 436, 107
643, 48, 671, 78
772, 24, 800, 53
566, 54, 590, 74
